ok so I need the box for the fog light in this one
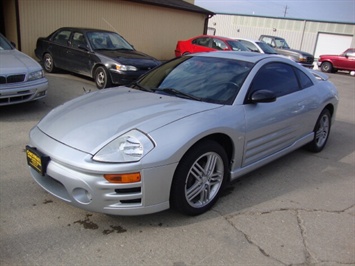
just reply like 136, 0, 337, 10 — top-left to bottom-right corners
104, 173, 141, 183
72, 188, 92, 204
36, 91, 46, 97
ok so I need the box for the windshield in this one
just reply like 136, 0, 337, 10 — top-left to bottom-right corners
257, 42, 278, 54
87, 31, 134, 51
0, 34, 13, 50
226, 40, 249, 51
132, 56, 254, 104
275, 39, 290, 49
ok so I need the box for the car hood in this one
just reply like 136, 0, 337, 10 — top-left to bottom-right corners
37, 87, 219, 153
0, 49, 41, 73
319, 54, 340, 59
97, 49, 160, 67
277, 48, 313, 57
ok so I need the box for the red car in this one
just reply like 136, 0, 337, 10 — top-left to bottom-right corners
175, 35, 248, 57
318, 48, 355, 73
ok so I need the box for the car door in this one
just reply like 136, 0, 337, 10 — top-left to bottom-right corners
334, 49, 355, 70
49, 29, 72, 69
242, 62, 314, 166
191, 37, 213, 53
67, 31, 92, 76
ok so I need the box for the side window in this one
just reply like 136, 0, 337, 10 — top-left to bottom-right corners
345, 49, 355, 58
212, 38, 228, 50
53, 30, 71, 46
249, 62, 300, 98
261, 37, 272, 46
295, 68, 313, 89
71, 32, 87, 49
192, 37, 210, 47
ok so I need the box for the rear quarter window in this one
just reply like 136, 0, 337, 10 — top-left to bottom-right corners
192, 37, 210, 47
53, 30, 71, 45
295, 68, 314, 89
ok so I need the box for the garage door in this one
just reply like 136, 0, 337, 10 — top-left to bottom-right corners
314, 33, 352, 59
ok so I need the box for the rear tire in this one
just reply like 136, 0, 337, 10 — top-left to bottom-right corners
43, 53, 56, 73
320, 62, 333, 73
94, 66, 112, 89
170, 140, 229, 216
306, 109, 331, 153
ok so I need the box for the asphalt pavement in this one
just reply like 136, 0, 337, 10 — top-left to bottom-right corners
0, 71, 354, 265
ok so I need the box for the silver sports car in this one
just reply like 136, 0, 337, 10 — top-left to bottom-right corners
26, 51, 338, 216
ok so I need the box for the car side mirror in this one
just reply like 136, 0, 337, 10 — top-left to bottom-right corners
249, 90, 277, 103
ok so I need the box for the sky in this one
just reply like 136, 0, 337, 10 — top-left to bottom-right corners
194, 0, 355, 23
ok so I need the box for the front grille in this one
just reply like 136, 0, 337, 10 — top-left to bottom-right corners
114, 187, 142, 205
0, 74, 26, 84
307, 57, 314, 64
115, 187, 141, 194
120, 199, 141, 204
0, 94, 32, 104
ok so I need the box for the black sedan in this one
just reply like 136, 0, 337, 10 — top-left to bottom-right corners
35, 27, 161, 89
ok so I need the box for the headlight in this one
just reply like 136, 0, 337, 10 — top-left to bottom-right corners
115, 64, 137, 71
93, 129, 154, 163
28, 70, 44, 81
287, 56, 297, 62
299, 55, 307, 62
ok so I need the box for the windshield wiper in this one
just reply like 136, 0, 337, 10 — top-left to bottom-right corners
155, 88, 202, 101
130, 82, 154, 92
115, 48, 134, 51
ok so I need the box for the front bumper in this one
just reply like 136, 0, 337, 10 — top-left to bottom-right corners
299, 62, 314, 69
109, 69, 142, 85
0, 78, 48, 106
27, 126, 176, 216
109, 64, 160, 85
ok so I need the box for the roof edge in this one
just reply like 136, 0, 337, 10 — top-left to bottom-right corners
215, 12, 355, 25
125, 0, 215, 16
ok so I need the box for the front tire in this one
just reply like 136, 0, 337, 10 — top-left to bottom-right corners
306, 109, 331, 153
94, 66, 112, 89
170, 140, 229, 216
320, 62, 333, 73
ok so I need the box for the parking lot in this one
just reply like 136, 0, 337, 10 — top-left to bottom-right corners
1, 71, 354, 265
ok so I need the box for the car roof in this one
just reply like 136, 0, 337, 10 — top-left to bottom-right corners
191, 35, 240, 41
233, 38, 262, 43
55, 27, 116, 34
260, 35, 285, 40
191, 51, 277, 63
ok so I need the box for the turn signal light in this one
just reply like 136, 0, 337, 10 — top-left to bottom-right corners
104, 173, 141, 183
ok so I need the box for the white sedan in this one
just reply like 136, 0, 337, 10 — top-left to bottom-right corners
26, 51, 338, 216
233, 38, 278, 54
0, 33, 48, 106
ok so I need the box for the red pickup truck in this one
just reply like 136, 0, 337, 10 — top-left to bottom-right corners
318, 48, 355, 73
